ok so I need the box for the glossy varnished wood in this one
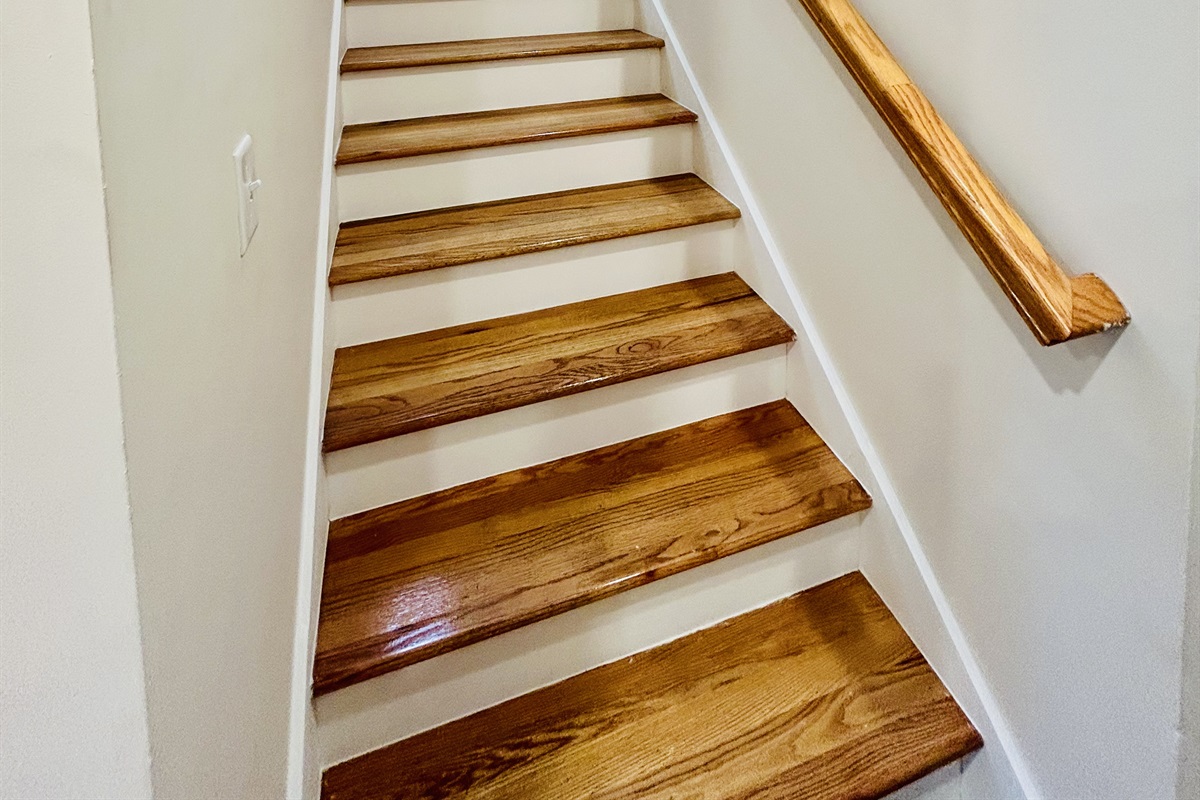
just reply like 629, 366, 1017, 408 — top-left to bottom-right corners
323, 274, 794, 452
336, 95, 697, 165
330, 175, 741, 286
341, 30, 664, 72
315, 401, 871, 694
797, 0, 1129, 345
321, 573, 983, 799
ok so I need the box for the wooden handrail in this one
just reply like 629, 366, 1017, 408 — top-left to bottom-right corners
796, 0, 1129, 345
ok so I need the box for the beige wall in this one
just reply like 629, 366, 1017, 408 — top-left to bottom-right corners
0, 0, 153, 796
86, 0, 333, 793
654, 1, 1200, 797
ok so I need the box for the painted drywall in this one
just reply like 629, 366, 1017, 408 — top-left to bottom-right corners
288, 2, 344, 795
1181, 342, 1200, 797
0, 0, 153, 796
85, 0, 334, 794
654, 1, 1200, 798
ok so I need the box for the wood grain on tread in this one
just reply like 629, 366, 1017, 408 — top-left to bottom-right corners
341, 30, 664, 72
797, 0, 1129, 345
321, 573, 983, 800
323, 273, 794, 452
336, 95, 697, 165
330, 175, 740, 286
314, 401, 871, 694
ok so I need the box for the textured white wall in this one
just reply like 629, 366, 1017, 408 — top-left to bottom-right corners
0, 0, 153, 796
654, 1, 1200, 798
86, 0, 334, 794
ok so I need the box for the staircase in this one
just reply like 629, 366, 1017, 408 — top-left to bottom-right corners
313, 1, 981, 796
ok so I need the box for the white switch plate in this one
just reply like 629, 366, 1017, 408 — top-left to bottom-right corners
232, 134, 262, 255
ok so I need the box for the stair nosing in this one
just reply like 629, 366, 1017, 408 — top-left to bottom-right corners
329, 174, 742, 287
313, 401, 872, 695
335, 94, 698, 165
341, 30, 665, 72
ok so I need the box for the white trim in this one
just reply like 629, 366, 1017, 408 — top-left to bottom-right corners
644, 1, 1040, 797
285, 0, 343, 796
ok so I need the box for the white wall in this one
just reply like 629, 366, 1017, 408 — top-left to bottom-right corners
654, 1, 1200, 798
85, 0, 334, 794
1181, 349, 1200, 797
0, 0, 153, 795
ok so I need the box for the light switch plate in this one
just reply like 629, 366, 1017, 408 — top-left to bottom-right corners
232, 134, 261, 255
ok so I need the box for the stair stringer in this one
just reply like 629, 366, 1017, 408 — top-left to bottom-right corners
635, 1, 1030, 798
286, 0, 345, 797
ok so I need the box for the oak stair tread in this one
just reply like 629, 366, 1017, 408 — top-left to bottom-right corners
320, 572, 983, 800
323, 273, 794, 452
341, 30, 665, 72
330, 174, 741, 286
335, 94, 697, 165
314, 400, 871, 695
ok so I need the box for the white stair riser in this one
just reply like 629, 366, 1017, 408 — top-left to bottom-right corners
336, 126, 694, 220
345, 0, 637, 48
331, 222, 740, 347
316, 516, 860, 768
325, 345, 787, 518
341, 51, 662, 123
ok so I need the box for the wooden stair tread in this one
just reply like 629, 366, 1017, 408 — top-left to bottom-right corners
341, 30, 664, 72
321, 572, 983, 800
323, 273, 794, 452
314, 401, 871, 694
336, 94, 697, 164
330, 175, 741, 286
